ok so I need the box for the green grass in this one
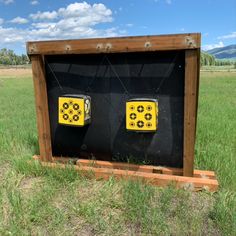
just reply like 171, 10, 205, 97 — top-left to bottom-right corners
0, 71, 235, 235
201, 65, 236, 72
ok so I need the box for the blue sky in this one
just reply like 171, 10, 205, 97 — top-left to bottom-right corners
0, 0, 235, 54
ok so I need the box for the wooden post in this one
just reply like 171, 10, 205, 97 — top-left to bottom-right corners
183, 50, 199, 176
31, 55, 52, 162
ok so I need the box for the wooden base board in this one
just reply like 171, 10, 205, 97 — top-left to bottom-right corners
32, 155, 219, 192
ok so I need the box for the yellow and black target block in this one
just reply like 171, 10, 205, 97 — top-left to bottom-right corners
126, 99, 158, 132
58, 95, 91, 126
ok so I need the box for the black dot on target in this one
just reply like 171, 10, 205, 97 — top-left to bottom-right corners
60, 109, 64, 114
147, 105, 152, 111
130, 122, 135, 127
69, 109, 73, 115
130, 105, 135, 111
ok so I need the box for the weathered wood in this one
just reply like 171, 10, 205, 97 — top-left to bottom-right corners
27, 33, 201, 56
31, 55, 52, 162
195, 48, 201, 136
183, 50, 199, 176
35, 160, 219, 192
77, 159, 216, 179
33, 156, 216, 179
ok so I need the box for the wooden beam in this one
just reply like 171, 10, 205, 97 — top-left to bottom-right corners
27, 33, 201, 56
33, 156, 216, 179
77, 159, 216, 179
183, 50, 199, 176
35, 161, 219, 192
31, 55, 52, 162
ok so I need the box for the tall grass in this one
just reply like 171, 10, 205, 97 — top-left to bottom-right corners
0, 72, 235, 235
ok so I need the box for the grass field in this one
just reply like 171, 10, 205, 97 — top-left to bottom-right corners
0, 69, 235, 235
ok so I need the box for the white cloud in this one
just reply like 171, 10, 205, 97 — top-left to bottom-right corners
0, 2, 119, 48
154, 0, 172, 4
202, 41, 224, 51
0, 18, 4, 25
1, 0, 14, 4
0, 26, 26, 43
30, 0, 39, 5
126, 23, 133, 27
58, 2, 112, 25
30, 11, 58, 20
218, 32, 236, 40
10, 17, 28, 24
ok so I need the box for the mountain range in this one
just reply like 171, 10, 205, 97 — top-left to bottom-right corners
206, 44, 236, 59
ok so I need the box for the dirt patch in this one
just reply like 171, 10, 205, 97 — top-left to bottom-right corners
75, 224, 95, 236
0, 68, 32, 77
19, 176, 43, 195
0, 163, 9, 182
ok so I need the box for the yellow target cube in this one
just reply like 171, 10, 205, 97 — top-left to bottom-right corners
58, 95, 91, 127
126, 99, 158, 132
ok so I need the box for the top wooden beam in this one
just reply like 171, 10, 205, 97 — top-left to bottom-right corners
27, 33, 201, 56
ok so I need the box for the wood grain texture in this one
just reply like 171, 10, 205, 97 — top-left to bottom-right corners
34, 160, 218, 192
31, 55, 52, 161
27, 33, 201, 55
183, 50, 199, 176
33, 156, 216, 179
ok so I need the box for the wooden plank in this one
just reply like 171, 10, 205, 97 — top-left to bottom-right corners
195, 47, 201, 136
27, 33, 201, 56
77, 159, 215, 179
35, 161, 219, 192
33, 155, 216, 179
31, 56, 52, 162
183, 50, 199, 176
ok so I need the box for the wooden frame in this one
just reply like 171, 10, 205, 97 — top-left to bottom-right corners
32, 155, 218, 192
27, 33, 218, 191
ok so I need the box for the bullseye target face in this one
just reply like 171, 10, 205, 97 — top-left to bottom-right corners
126, 99, 158, 132
58, 96, 91, 126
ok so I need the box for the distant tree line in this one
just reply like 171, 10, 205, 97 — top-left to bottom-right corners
0, 47, 234, 67
0, 48, 29, 65
201, 51, 235, 67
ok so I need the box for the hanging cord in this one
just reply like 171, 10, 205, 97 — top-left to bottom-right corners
104, 55, 130, 96
85, 55, 107, 93
84, 54, 124, 122
104, 55, 130, 122
153, 52, 180, 98
44, 57, 64, 92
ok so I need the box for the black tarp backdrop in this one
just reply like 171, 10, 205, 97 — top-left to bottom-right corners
45, 51, 185, 167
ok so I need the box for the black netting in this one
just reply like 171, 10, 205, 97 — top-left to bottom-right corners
45, 51, 185, 167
